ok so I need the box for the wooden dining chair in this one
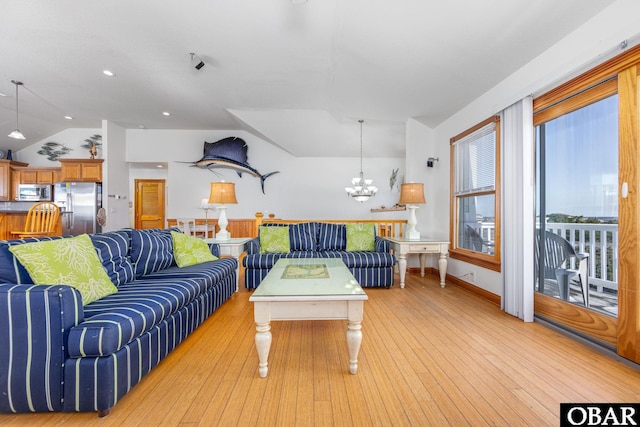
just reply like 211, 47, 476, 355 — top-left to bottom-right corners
10, 202, 61, 239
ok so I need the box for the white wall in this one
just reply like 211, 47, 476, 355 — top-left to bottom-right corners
15, 128, 101, 166
103, 121, 129, 231
420, 0, 640, 296
125, 129, 405, 222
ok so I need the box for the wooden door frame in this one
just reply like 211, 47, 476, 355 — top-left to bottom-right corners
134, 179, 166, 229
532, 45, 640, 363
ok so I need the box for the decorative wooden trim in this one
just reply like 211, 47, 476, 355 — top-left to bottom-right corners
449, 249, 501, 272
616, 64, 640, 362
58, 158, 104, 164
534, 43, 640, 113
534, 292, 617, 347
442, 269, 501, 306
449, 115, 500, 144
532, 46, 640, 364
370, 206, 406, 212
408, 268, 500, 303
254, 212, 407, 238
533, 78, 617, 125
448, 115, 502, 272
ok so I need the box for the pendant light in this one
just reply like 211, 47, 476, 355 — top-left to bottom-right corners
345, 120, 377, 202
8, 80, 25, 140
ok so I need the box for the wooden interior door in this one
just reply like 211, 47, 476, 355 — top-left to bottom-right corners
135, 179, 165, 229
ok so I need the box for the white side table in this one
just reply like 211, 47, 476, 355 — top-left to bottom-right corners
384, 238, 449, 288
205, 237, 251, 292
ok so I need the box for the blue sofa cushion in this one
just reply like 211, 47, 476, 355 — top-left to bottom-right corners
318, 223, 346, 251
130, 229, 175, 278
258, 222, 318, 251
289, 222, 318, 251
318, 251, 396, 268
142, 257, 237, 289
67, 277, 206, 357
0, 236, 65, 284
243, 251, 320, 269
89, 230, 135, 286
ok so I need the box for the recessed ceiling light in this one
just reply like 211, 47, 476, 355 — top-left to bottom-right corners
102, 70, 116, 77
0, 92, 7, 97
156, 164, 164, 168
162, 111, 171, 116
64, 115, 73, 120
138, 124, 146, 129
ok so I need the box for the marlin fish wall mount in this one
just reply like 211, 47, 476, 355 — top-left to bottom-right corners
184, 136, 279, 194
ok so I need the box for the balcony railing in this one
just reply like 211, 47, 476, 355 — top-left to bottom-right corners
544, 223, 618, 294
475, 221, 618, 294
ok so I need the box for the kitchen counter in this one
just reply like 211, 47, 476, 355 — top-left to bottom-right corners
0, 211, 62, 240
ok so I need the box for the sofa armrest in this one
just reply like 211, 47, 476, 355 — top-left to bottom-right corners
0, 284, 83, 413
246, 237, 260, 254
374, 236, 390, 253
207, 243, 221, 258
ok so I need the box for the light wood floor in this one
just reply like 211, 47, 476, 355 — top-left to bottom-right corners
2, 271, 640, 426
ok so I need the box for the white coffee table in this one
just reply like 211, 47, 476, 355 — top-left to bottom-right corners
249, 258, 368, 378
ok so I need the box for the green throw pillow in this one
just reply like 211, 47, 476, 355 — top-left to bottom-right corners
346, 223, 376, 252
259, 226, 290, 254
171, 231, 218, 267
9, 234, 117, 305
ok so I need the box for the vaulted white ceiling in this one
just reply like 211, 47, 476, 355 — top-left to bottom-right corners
0, 0, 616, 158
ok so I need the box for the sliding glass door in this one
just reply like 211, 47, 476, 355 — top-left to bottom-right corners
535, 87, 619, 317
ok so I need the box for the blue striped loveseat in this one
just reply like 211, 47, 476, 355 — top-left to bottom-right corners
0, 228, 237, 417
243, 222, 396, 289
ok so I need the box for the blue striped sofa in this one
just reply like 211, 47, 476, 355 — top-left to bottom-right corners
243, 222, 396, 289
0, 228, 237, 417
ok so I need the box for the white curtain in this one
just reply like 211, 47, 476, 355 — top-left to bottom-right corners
501, 96, 534, 321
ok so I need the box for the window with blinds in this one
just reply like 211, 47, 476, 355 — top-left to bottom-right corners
454, 122, 496, 196
450, 116, 501, 270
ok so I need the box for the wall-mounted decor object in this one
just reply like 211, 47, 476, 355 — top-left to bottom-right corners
185, 136, 279, 194
37, 142, 73, 161
389, 168, 399, 191
81, 134, 102, 159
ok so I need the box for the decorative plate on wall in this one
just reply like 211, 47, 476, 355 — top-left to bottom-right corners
97, 208, 107, 226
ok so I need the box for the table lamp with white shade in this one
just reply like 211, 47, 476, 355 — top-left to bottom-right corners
399, 182, 426, 240
208, 181, 237, 240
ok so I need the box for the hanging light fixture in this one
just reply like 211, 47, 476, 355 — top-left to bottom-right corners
345, 119, 377, 202
8, 80, 25, 140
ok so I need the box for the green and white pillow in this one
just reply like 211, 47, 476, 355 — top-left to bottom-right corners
345, 223, 376, 252
259, 226, 290, 254
171, 231, 218, 267
9, 234, 117, 305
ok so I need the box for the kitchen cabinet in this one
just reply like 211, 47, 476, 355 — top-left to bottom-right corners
59, 159, 103, 182
0, 160, 29, 201
14, 168, 58, 185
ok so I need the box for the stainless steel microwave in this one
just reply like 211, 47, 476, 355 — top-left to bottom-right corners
16, 184, 53, 201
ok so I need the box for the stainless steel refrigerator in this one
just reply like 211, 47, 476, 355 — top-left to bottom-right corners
53, 182, 103, 235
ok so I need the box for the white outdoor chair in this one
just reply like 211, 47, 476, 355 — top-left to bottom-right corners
535, 230, 590, 307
